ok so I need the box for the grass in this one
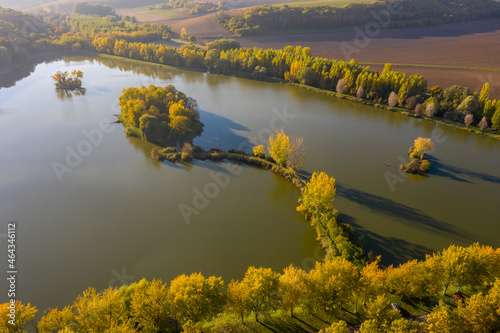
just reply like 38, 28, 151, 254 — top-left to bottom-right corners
133, 6, 191, 19
360, 62, 500, 73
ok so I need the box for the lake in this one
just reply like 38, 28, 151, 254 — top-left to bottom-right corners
1, 55, 499, 311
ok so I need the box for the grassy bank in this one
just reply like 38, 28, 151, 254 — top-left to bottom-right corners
154, 147, 308, 189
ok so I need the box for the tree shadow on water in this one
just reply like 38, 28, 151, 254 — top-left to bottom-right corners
336, 183, 479, 244
193, 110, 251, 151
428, 156, 500, 185
339, 213, 434, 266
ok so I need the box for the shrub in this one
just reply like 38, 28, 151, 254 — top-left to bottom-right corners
388, 91, 398, 107
478, 116, 489, 130
425, 102, 437, 117
464, 113, 474, 127
125, 127, 141, 138
164, 147, 177, 153
151, 147, 162, 161
209, 147, 222, 152
336, 79, 345, 94
414, 103, 422, 116
181, 143, 193, 161
405, 96, 417, 110
356, 86, 365, 99
193, 145, 204, 153
420, 159, 431, 173
253, 145, 265, 158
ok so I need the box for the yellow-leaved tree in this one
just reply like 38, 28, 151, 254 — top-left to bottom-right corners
169, 272, 225, 323
129, 279, 171, 332
0, 301, 37, 332
413, 137, 435, 159
278, 264, 307, 317
267, 129, 290, 166
240, 266, 280, 322
297, 171, 336, 218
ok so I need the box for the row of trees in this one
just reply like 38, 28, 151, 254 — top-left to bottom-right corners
3, 243, 500, 332
3, 7, 499, 132
73, 2, 117, 17
217, 0, 500, 36
150, 0, 224, 16
119, 84, 204, 148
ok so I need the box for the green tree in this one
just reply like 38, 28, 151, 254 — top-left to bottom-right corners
267, 129, 290, 166
492, 105, 500, 130
297, 171, 336, 218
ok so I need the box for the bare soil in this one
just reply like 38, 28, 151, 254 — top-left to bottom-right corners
11, 0, 500, 97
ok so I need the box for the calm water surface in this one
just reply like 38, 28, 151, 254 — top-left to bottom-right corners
1, 56, 499, 311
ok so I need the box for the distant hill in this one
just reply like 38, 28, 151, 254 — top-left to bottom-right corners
218, 0, 500, 36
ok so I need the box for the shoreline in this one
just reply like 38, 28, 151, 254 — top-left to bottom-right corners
99, 53, 500, 141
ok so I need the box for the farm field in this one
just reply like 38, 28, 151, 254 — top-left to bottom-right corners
231, 19, 500, 98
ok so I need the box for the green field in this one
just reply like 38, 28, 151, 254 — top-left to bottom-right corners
276, 0, 375, 7
133, 5, 191, 19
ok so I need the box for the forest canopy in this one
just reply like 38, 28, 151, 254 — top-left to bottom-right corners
217, 0, 500, 35
119, 84, 204, 148
73, 2, 117, 17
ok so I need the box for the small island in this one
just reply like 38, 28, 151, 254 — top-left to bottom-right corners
401, 137, 435, 175
52, 70, 86, 97
119, 84, 204, 149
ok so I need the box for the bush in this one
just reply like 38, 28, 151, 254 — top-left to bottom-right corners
388, 91, 398, 107
415, 103, 422, 116
125, 127, 141, 138
209, 147, 222, 152
151, 147, 162, 160
478, 116, 489, 130
252, 144, 265, 158
164, 147, 177, 153
193, 145, 204, 153
181, 143, 193, 161
420, 159, 431, 173
425, 102, 437, 117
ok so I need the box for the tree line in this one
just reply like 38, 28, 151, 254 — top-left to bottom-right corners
89, 35, 500, 131
2, 242, 499, 332
150, 0, 225, 16
216, 0, 500, 36
2, 8, 500, 132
